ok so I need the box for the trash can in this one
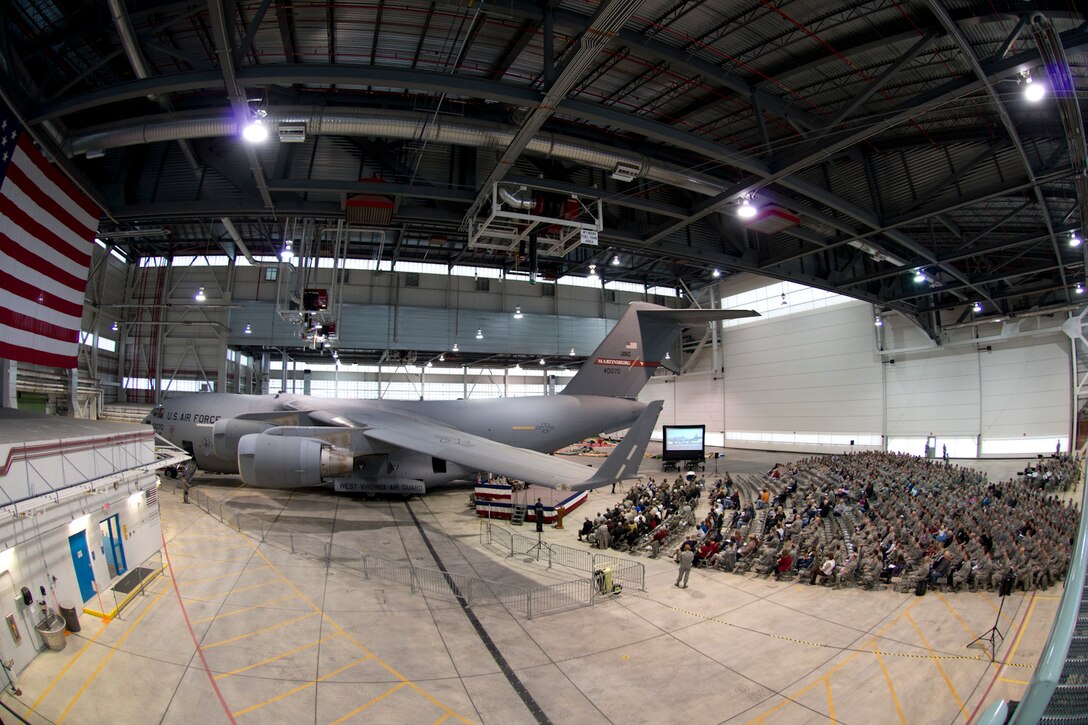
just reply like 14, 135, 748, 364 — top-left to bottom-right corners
59, 601, 80, 633
35, 614, 66, 651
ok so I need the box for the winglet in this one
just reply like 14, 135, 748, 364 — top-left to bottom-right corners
564, 400, 663, 492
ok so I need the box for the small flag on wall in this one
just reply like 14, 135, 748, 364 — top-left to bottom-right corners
0, 99, 99, 368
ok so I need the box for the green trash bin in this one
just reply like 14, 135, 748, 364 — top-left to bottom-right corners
35, 614, 66, 651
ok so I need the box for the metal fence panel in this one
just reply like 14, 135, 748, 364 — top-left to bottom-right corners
328, 543, 365, 577
365, 556, 416, 590
291, 533, 330, 563
529, 579, 594, 616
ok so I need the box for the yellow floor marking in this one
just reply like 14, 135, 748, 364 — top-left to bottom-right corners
168, 553, 257, 563
214, 632, 346, 680
999, 677, 1030, 686
1003, 597, 1038, 669
905, 612, 967, 720
195, 577, 282, 600
27, 618, 111, 715
192, 593, 303, 625
230, 655, 370, 717
202, 611, 319, 650
176, 564, 272, 585
979, 591, 1018, 626
935, 591, 979, 640
870, 642, 907, 725
56, 587, 169, 724
824, 678, 835, 723
434, 713, 452, 725
328, 681, 410, 725
241, 536, 475, 724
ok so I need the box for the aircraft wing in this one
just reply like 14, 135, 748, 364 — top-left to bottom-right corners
343, 402, 662, 490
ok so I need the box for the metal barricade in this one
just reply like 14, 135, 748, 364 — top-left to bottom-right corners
529, 579, 594, 617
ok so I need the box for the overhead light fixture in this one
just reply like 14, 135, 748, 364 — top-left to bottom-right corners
475, 329, 483, 339
1070, 231, 1082, 248
737, 194, 757, 219
426, 360, 433, 368
972, 301, 983, 313
780, 293, 787, 306
588, 263, 598, 280
1022, 71, 1045, 103
874, 316, 883, 327
439, 353, 445, 362
913, 269, 927, 283
452, 343, 459, 352
242, 110, 269, 143
612, 255, 620, 266
194, 287, 206, 302
281, 240, 294, 262
110, 321, 118, 332
513, 306, 523, 319
243, 323, 252, 334
664, 351, 671, 360
712, 268, 721, 278
513, 363, 521, 370
539, 358, 545, 365
1077, 283, 1085, 295
569, 347, 576, 356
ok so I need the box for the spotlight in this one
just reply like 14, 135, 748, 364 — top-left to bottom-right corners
973, 302, 983, 314
194, 287, 206, 302
737, 195, 757, 219
1022, 71, 1045, 103
513, 306, 523, 319
242, 117, 269, 143
243, 323, 252, 334
913, 269, 927, 283
1070, 232, 1082, 248
110, 321, 118, 332
612, 255, 620, 266
475, 329, 483, 339
874, 317, 883, 327
280, 240, 294, 262
712, 268, 721, 278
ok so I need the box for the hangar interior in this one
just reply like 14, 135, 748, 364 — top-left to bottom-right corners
0, 0, 1086, 723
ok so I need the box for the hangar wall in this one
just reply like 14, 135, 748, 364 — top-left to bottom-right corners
642, 282, 1072, 457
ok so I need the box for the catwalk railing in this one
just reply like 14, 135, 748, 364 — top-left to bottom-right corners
977, 459, 1088, 724
187, 488, 636, 619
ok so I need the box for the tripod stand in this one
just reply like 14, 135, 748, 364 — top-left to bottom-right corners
969, 575, 1013, 661
525, 527, 553, 561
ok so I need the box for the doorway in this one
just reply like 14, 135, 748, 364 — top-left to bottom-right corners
98, 514, 127, 579
68, 532, 96, 603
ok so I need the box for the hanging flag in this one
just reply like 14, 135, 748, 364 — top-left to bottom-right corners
0, 100, 99, 368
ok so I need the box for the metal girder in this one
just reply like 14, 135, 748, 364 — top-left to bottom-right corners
233, 0, 273, 65
459, 0, 647, 229
207, 0, 273, 209
926, 0, 1068, 301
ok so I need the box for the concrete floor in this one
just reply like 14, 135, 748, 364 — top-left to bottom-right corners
0, 449, 1061, 724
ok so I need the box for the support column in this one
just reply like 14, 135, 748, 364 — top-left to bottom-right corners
0, 359, 15, 409
280, 349, 288, 393
302, 368, 311, 395
68, 369, 78, 418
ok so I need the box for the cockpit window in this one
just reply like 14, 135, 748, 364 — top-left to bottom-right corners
150, 405, 164, 419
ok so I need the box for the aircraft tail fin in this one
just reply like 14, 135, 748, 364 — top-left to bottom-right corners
568, 400, 663, 492
559, 302, 758, 399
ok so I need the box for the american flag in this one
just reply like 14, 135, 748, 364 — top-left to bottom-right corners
625, 341, 638, 350
0, 100, 97, 369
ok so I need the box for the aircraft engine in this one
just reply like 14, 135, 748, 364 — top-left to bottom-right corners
212, 418, 275, 460
236, 433, 353, 488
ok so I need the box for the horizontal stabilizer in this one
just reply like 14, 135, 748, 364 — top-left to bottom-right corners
568, 400, 662, 491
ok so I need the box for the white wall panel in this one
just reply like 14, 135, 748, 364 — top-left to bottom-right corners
884, 346, 981, 435
980, 334, 1070, 439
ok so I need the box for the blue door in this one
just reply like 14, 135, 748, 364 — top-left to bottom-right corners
99, 514, 127, 578
68, 532, 95, 603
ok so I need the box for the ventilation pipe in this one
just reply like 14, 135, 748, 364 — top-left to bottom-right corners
497, 185, 535, 210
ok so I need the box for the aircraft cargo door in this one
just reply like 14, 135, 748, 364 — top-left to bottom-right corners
68, 532, 96, 603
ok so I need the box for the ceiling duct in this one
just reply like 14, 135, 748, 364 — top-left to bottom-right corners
498, 185, 534, 210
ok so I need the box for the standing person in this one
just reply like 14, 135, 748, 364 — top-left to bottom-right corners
676, 544, 694, 588
534, 498, 544, 533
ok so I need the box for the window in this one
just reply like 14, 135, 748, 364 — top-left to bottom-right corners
264, 266, 278, 281
719, 280, 854, 328
541, 284, 555, 297
405, 273, 420, 287
475, 277, 490, 292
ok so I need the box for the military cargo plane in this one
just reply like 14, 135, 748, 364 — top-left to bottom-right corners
146, 302, 757, 495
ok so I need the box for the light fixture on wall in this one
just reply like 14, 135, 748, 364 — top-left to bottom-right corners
194, 287, 206, 302
513, 306, 523, 319
475, 329, 483, 339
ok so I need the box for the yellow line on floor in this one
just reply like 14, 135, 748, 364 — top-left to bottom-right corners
175, 564, 272, 585
168, 553, 256, 563
905, 612, 967, 720
434, 713, 452, 725
202, 611, 319, 650
56, 586, 170, 724
197, 577, 282, 600
1003, 596, 1038, 669
824, 678, 835, 723
213, 632, 347, 680
328, 681, 409, 725
241, 535, 475, 724
935, 591, 979, 641
999, 677, 1030, 686
230, 655, 370, 718
191, 593, 303, 625
26, 618, 111, 715
979, 591, 1018, 626
870, 642, 906, 724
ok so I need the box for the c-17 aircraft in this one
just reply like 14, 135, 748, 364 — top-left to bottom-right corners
146, 302, 757, 495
